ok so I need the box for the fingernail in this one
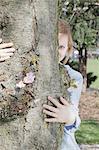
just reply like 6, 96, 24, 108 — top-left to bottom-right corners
48, 96, 50, 99
48, 96, 51, 99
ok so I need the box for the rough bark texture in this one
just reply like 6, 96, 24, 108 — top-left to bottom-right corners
79, 48, 87, 92
0, 0, 69, 150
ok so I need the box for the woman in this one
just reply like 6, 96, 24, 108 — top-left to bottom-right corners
43, 19, 83, 150
0, 19, 83, 149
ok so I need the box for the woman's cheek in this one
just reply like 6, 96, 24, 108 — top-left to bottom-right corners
61, 49, 66, 58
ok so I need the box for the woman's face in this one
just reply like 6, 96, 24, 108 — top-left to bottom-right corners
58, 33, 68, 62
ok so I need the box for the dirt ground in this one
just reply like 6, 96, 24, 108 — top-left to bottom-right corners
80, 144, 99, 150
79, 89, 99, 120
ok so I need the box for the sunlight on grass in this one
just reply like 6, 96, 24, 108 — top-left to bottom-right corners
87, 59, 99, 89
76, 120, 99, 144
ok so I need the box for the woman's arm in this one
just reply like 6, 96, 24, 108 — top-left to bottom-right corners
0, 38, 15, 62
43, 65, 83, 127
64, 65, 83, 109
64, 65, 83, 129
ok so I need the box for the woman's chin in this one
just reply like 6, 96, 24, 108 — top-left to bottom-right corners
59, 57, 63, 62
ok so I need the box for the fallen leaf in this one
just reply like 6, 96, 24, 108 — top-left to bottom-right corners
16, 80, 26, 88
23, 72, 35, 84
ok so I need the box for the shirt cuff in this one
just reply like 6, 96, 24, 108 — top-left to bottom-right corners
64, 114, 81, 132
64, 120, 76, 130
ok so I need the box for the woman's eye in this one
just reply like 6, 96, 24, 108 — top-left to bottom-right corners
59, 45, 65, 49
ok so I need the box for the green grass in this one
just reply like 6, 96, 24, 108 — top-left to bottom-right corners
76, 120, 99, 144
87, 59, 99, 89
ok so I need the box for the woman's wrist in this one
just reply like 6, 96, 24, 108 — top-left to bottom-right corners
65, 115, 76, 126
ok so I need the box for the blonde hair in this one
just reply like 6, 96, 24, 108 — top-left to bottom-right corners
58, 19, 73, 64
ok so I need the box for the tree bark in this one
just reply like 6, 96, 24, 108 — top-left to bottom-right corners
0, 0, 69, 150
79, 47, 87, 92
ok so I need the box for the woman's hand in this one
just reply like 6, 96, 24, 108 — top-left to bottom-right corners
43, 96, 76, 125
0, 38, 15, 62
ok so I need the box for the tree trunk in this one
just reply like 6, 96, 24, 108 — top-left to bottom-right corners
79, 48, 87, 92
0, 0, 69, 150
